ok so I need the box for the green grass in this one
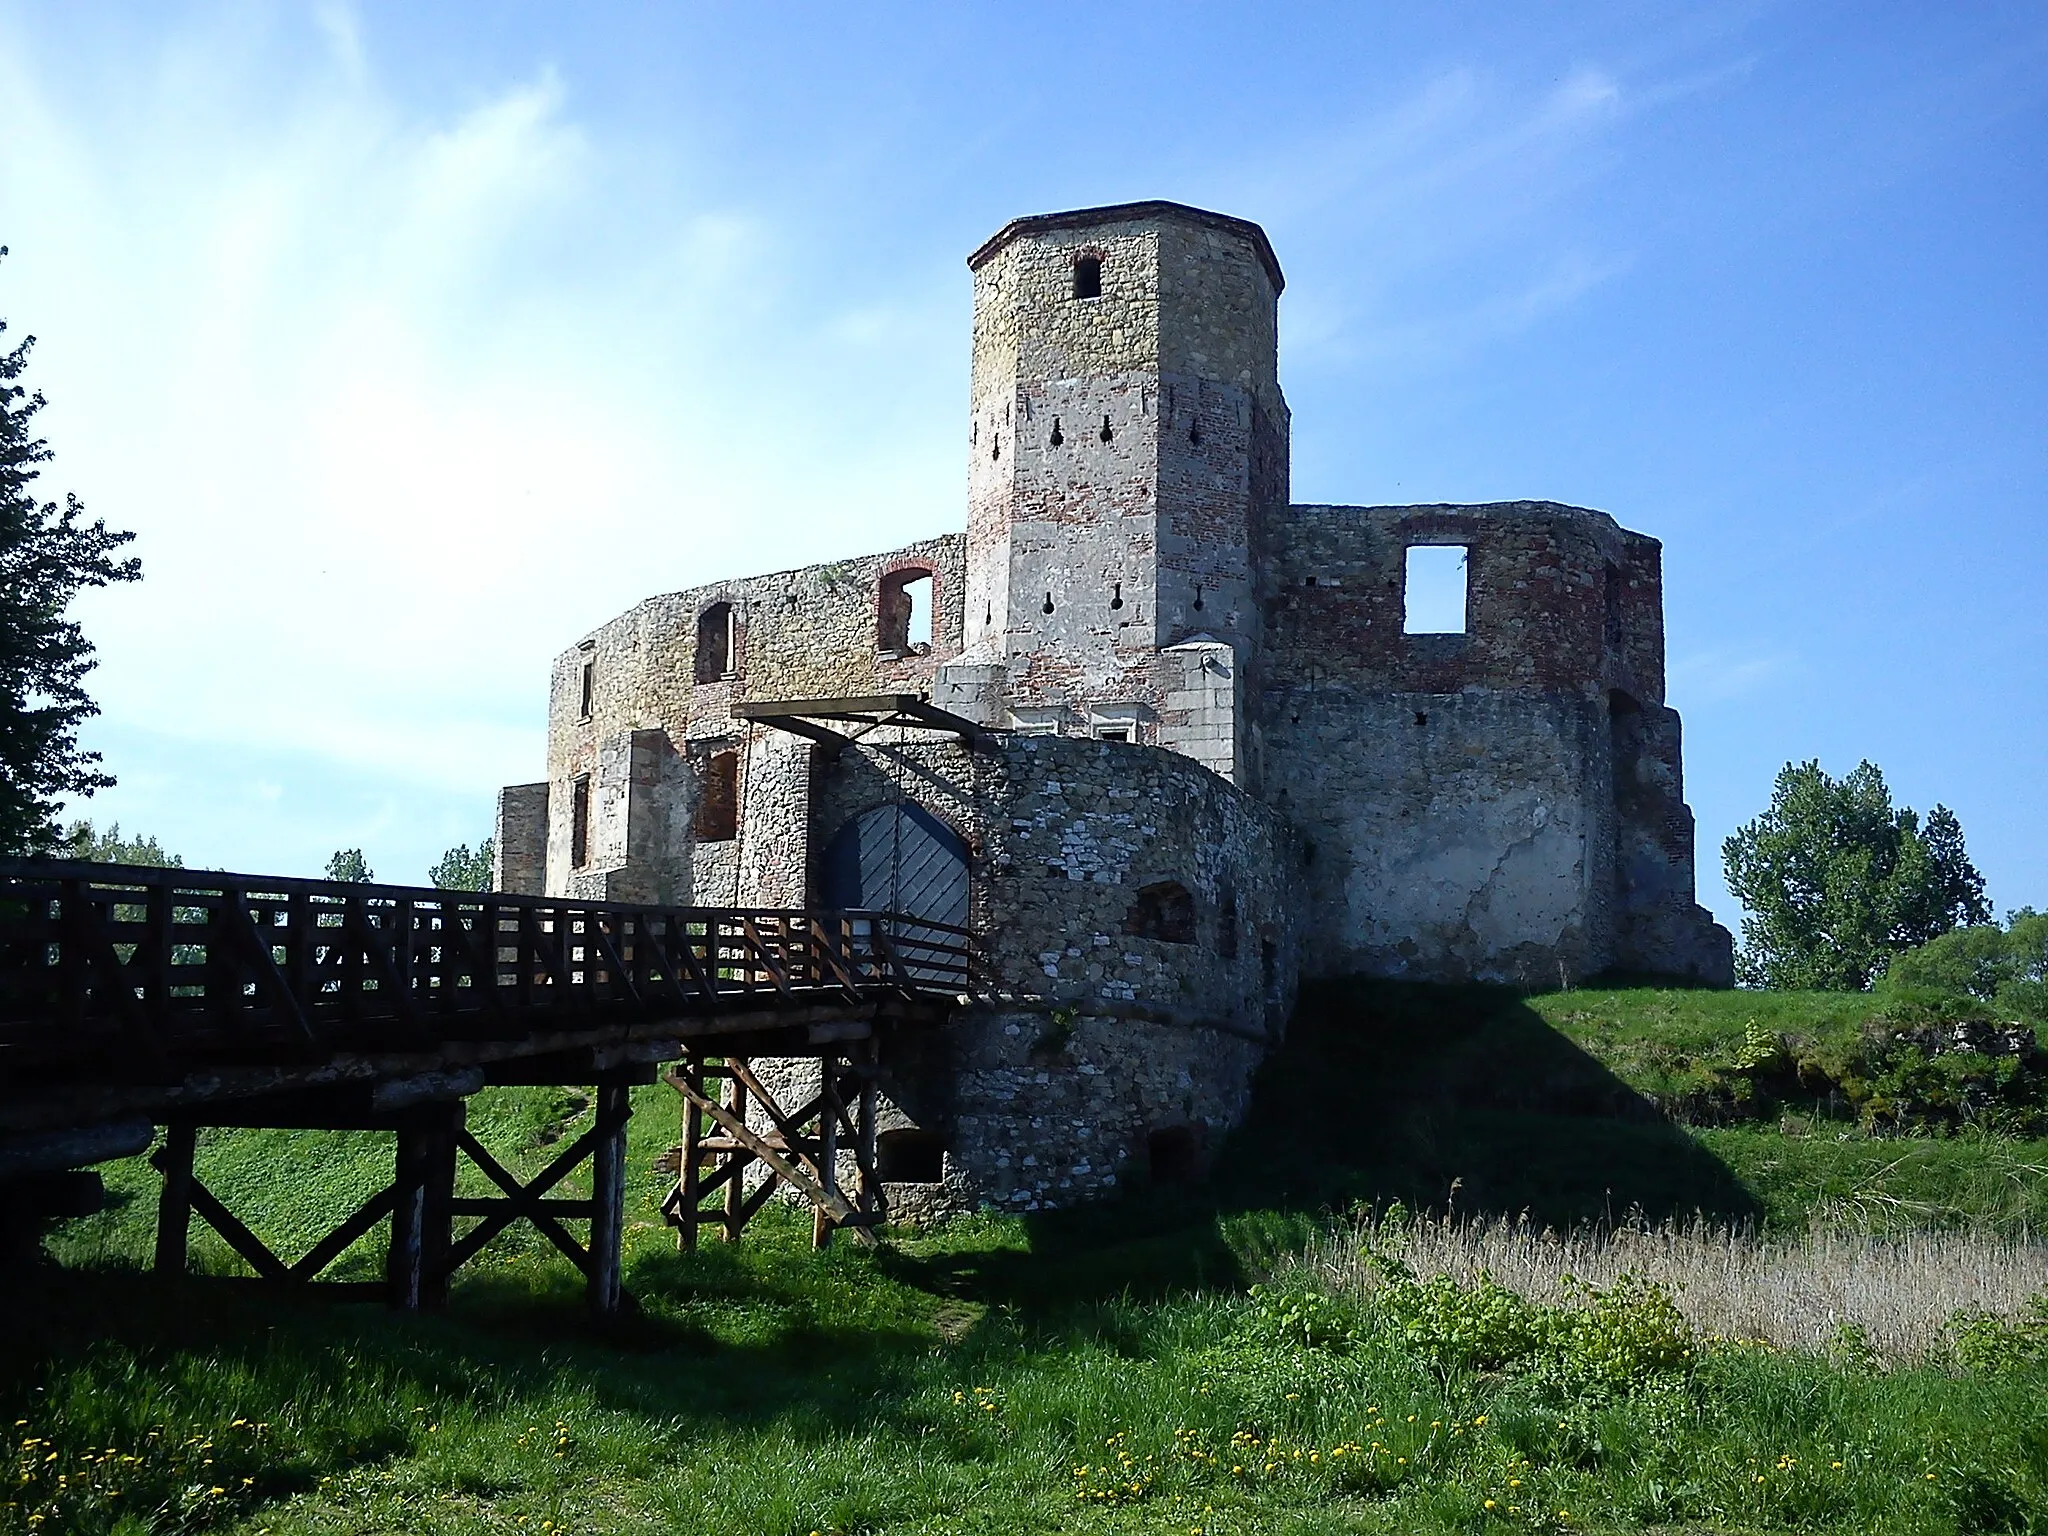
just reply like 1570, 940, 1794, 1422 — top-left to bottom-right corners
11, 979, 2048, 1534
1532, 986, 1890, 1101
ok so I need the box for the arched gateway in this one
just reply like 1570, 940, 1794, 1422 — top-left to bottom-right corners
820, 802, 969, 933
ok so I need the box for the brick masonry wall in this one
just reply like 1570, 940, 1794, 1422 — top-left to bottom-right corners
492, 783, 548, 895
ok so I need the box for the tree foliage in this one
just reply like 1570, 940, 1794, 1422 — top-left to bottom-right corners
0, 249, 142, 854
1885, 911, 2048, 1025
429, 838, 494, 892
325, 848, 374, 884
59, 818, 182, 869
1722, 760, 1990, 990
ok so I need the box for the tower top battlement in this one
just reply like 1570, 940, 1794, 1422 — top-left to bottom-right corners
968, 200, 1285, 293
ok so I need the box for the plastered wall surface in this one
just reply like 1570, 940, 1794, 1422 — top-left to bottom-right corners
1262, 501, 1728, 983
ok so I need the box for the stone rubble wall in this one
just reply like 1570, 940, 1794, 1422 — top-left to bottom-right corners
742, 731, 1302, 1217
498, 203, 1740, 1229
539, 534, 963, 898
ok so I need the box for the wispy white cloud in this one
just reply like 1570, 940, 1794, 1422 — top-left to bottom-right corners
0, 7, 959, 835
1236, 63, 1634, 369
312, 1, 365, 83
1240, 47, 1778, 372
1668, 648, 1795, 704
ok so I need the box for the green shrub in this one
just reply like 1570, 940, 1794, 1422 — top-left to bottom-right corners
1373, 1269, 1549, 1375
1951, 1292, 2048, 1374
1360, 1256, 1695, 1397
1884, 912, 2048, 1027
1240, 1284, 1366, 1352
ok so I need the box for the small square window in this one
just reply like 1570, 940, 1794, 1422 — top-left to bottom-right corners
1403, 545, 1469, 634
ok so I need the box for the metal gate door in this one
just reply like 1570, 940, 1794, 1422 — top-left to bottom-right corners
821, 804, 968, 925
820, 804, 968, 979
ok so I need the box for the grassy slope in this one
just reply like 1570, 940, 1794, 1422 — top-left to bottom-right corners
11, 981, 2048, 1535
1218, 980, 2048, 1234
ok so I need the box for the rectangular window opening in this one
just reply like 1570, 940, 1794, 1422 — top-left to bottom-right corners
692, 751, 739, 842
1403, 545, 1469, 635
578, 653, 595, 718
878, 570, 935, 652
695, 603, 735, 682
570, 776, 591, 868
905, 576, 932, 647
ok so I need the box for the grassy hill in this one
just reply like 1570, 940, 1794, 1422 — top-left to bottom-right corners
10, 981, 2048, 1534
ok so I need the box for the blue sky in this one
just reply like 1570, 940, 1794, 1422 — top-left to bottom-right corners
1, 1, 2042, 929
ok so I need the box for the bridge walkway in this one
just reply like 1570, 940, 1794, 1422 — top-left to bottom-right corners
0, 858, 976, 1312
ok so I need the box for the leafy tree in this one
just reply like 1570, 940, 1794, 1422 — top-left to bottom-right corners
59, 817, 182, 868
1885, 911, 2048, 1025
429, 838, 494, 892
0, 249, 142, 854
325, 848, 374, 884
1722, 760, 1991, 990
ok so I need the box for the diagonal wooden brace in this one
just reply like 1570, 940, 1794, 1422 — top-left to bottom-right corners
664, 1068, 874, 1247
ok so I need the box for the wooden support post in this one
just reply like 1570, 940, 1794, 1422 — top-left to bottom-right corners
668, 1067, 876, 1248
722, 1065, 747, 1243
419, 1099, 460, 1310
152, 1121, 195, 1277
588, 1079, 631, 1316
387, 1098, 462, 1310
814, 1056, 842, 1250
676, 1056, 704, 1253
387, 1113, 428, 1310
856, 1041, 883, 1231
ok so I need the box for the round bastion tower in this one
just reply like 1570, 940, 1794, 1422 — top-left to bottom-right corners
935, 202, 1291, 790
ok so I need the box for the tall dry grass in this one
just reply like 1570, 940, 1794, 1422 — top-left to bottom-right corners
1290, 1214, 2048, 1362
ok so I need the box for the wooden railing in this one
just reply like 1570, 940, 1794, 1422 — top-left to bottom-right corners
0, 859, 975, 1083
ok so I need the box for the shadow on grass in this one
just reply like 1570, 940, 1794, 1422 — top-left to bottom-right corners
4, 979, 1758, 1453
888, 979, 1760, 1310
0, 1207, 959, 1457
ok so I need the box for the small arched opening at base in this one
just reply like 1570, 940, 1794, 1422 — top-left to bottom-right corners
1146, 1125, 1201, 1185
877, 1129, 947, 1184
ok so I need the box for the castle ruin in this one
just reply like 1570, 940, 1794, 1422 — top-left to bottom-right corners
496, 200, 1732, 1217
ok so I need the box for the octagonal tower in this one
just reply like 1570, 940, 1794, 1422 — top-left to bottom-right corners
941, 202, 1290, 787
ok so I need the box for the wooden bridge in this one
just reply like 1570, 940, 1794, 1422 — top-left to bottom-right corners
0, 858, 975, 1312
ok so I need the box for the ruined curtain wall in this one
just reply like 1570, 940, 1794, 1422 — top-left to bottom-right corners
536, 533, 965, 901
1260, 501, 1729, 985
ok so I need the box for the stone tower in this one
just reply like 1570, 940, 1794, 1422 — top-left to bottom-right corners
941, 202, 1290, 786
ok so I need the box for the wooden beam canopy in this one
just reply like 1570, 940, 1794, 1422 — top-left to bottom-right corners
732, 694, 990, 754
